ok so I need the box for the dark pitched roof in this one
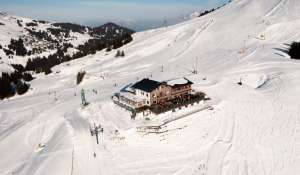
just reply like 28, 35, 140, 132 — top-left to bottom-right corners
131, 78, 161, 92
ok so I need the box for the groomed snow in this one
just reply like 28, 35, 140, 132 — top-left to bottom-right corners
1, 0, 300, 175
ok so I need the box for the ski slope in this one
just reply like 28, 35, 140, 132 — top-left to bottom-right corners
1, 0, 300, 175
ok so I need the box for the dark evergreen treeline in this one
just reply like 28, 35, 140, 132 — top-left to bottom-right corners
25, 44, 71, 74
3, 48, 14, 56
199, 9, 217, 17
54, 22, 135, 37
0, 67, 32, 99
8, 38, 28, 56
26, 22, 38, 27
47, 28, 70, 38
288, 42, 300, 60
92, 23, 135, 37
25, 32, 133, 74
115, 50, 125, 57
53, 23, 88, 34
26, 28, 55, 43
198, 1, 230, 18
38, 20, 48, 24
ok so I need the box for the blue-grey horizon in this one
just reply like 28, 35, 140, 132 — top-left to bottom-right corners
0, 0, 229, 31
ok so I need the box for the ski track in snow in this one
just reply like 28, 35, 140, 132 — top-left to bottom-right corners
265, 0, 287, 18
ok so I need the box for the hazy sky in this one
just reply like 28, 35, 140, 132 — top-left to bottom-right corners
0, 0, 228, 30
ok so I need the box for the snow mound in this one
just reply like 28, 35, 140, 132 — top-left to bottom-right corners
0, 63, 14, 76
242, 73, 269, 89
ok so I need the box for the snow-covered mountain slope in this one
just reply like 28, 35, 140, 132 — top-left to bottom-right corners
0, 13, 88, 66
1, 0, 300, 175
0, 13, 134, 74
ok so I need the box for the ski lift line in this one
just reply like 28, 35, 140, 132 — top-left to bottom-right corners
193, 57, 199, 74
89, 122, 101, 175
238, 34, 266, 54
264, 0, 287, 18
70, 145, 75, 175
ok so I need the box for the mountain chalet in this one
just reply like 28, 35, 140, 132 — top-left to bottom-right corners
113, 78, 194, 110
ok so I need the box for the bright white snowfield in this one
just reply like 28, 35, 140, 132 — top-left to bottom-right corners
1, 0, 300, 174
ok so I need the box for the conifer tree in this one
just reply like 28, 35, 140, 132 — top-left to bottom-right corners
121, 50, 125, 57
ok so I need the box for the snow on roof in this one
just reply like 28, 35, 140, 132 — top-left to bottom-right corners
120, 91, 146, 103
121, 83, 134, 93
166, 78, 193, 86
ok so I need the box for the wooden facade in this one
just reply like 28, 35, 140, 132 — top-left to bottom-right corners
150, 83, 172, 105
170, 83, 192, 99
114, 78, 193, 110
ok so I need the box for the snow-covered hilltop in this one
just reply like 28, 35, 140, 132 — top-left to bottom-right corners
0, 13, 134, 98
0, 12, 134, 71
1, 0, 300, 175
